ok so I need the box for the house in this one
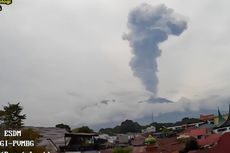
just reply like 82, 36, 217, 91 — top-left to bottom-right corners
131, 134, 145, 146
183, 128, 207, 140
197, 133, 220, 148
59, 132, 100, 153
24, 126, 68, 152
98, 134, 116, 144
214, 107, 228, 125
213, 105, 230, 134
200, 114, 215, 122
167, 122, 204, 131
206, 132, 230, 153
142, 126, 156, 133
167, 125, 183, 131
157, 137, 184, 153
116, 134, 129, 145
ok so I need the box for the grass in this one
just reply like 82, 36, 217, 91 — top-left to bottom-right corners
112, 146, 133, 153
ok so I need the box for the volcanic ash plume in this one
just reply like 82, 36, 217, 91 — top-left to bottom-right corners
123, 4, 187, 96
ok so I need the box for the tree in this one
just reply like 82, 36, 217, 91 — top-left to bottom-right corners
0, 128, 46, 153
0, 103, 26, 129
183, 138, 199, 153
175, 117, 201, 125
120, 120, 142, 133
99, 120, 142, 135
144, 135, 157, 145
56, 123, 71, 132
72, 126, 94, 133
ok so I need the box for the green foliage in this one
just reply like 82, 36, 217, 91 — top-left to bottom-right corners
183, 138, 199, 153
175, 117, 201, 125
177, 136, 191, 143
72, 126, 94, 133
99, 117, 201, 135
56, 123, 71, 132
144, 135, 156, 145
99, 128, 115, 135
149, 122, 174, 132
0, 128, 46, 153
120, 120, 142, 133
99, 120, 142, 135
112, 147, 132, 153
161, 127, 175, 137
0, 103, 26, 129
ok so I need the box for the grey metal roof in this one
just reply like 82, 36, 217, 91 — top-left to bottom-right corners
65, 132, 98, 137
198, 123, 216, 129
24, 126, 69, 152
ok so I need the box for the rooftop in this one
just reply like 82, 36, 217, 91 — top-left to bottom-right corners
197, 134, 220, 147
215, 105, 230, 129
200, 114, 215, 121
65, 132, 98, 137
206, 132, 230, 153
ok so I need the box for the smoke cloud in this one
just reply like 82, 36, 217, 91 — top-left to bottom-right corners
124, 4, 187, 96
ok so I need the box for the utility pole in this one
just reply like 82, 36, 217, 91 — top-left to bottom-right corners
152, 112, 154, 123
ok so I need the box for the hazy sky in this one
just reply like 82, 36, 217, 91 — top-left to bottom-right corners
1, 0, 230, 128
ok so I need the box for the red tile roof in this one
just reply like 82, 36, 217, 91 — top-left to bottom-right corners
206, 132, 230, 153
186, 129, 207, 137
177, 127, 196, 136
188, 151, 207, 153
102, 137, 185, 153
197, 134, 220, 147
200, 114, 215, 121
157, 137, 184, 153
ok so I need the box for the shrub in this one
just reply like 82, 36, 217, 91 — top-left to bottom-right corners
112, 147, 132, 153
144, 135, 157, 145
177, 135, 191, 143
182, 138, 199, 153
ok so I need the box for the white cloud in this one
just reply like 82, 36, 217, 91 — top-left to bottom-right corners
1, 0, 230, 127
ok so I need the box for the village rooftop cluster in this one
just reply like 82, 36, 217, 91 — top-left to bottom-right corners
19, 105, 230, 153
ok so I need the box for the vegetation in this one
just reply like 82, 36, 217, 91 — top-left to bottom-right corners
0, 103, 46, 153
100, 120, 142, 135
148, 122, 174, 132
176, 117, 201, 125
120, 120, 142, 133
0, 102, 26, 129
161, 126, 176, 137
177, 135, 191, 143
99, 117, 201, 135
0, 128, 47, 153
144, 135, 157, 145
72, 126, 94, 133
181, 138, 199, 153
112, 146, 133, 153
56, 123, 71, 132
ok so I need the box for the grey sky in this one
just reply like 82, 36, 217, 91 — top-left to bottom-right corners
1, 0, 230, 128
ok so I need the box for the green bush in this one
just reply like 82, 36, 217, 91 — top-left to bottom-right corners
182, 138, 199, 153
112, 147, 133, 153
177, 135, 191, 143
72, 126, 94, 133
144, 135, 157, 145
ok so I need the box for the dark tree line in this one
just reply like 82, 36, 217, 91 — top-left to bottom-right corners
99, 120, 142, 135
99, 117, 201, 135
